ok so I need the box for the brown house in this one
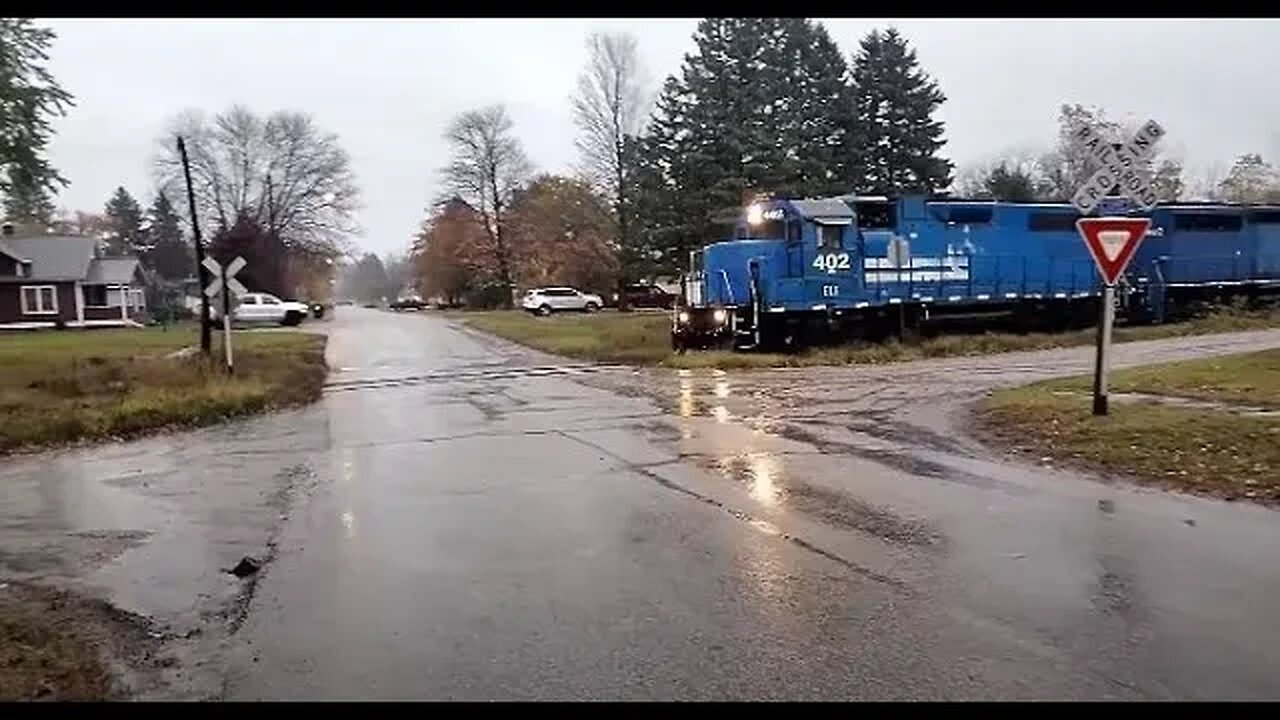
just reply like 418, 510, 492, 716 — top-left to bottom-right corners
0, 223, 148, 330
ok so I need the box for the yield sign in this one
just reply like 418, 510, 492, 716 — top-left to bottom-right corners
1076, 217, 1152, 286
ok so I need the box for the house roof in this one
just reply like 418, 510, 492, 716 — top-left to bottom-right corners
85, 257, 141, 285
2, 236, 100, 280
789, 198, 855, 221
0, 238, 26, 263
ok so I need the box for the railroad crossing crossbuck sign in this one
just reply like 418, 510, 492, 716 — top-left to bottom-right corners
1070, 119, 1165, 215
201, 255, 248, 373
202, 256, 248, 299
1069, 116, 1166, 418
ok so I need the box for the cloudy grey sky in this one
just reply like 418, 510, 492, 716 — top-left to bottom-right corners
41, 17, 1280, 255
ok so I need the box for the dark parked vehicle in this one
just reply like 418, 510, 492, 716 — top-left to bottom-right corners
389, 297, 428, 311
610, 283, 676, 310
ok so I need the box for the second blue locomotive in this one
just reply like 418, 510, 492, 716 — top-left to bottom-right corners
671, 194, 1280, 351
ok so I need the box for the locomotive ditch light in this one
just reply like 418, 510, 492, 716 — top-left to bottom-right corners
713, 309, 727, 324
677, 310, 691, 324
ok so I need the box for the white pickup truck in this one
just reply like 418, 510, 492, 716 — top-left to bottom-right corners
208, 292, 311, 327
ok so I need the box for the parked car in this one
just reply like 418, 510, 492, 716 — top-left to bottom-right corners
610, 283, 676, 310
521, 287, 604, 316
209, 292, 311, 327
389, 296, 428, 311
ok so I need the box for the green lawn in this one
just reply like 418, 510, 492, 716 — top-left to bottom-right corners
1033, 348, 1280, 409
457, 305, 1280, 370
975, 348, 1280, 504
0, 326, 327, 453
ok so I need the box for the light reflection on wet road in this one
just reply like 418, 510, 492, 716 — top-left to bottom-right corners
3, 307, 1280, 700
223, 309, 1280, 700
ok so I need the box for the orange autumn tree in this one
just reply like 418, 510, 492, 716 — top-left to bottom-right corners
413, 196, 490, 306
508, 174, 619, 294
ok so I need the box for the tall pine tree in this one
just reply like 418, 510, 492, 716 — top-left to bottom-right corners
144, 191, 192, 281
3, 166, 57, 227
0, 20, 74, 225
769, 19, 855, 198
848, 28, 952, 194
103, 186, 145, 256
630, 17, 858, 275
630, 75, 699, 277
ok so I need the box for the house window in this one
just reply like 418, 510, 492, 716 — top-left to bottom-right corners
84, 285, 109, 307
21, 285, 59, 315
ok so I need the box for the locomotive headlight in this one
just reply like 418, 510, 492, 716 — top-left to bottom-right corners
712, 309, 727, 324
677, 310, 690, 324
746, 203, 764, 226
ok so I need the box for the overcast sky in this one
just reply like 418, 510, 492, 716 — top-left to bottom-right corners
40, 17, 1280, 255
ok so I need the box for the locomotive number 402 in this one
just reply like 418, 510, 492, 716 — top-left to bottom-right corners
813, 252, 851, 274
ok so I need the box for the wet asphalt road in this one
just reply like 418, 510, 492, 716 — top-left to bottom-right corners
220, 308, 1280, 701
3, 307, 1280, 700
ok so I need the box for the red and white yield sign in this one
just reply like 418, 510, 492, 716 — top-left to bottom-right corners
1076, 217, 1151, 286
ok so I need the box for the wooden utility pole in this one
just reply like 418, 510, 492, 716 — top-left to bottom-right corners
178, 136, 212, 355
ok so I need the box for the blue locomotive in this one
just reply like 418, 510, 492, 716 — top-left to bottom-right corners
671, 193, 1280, 351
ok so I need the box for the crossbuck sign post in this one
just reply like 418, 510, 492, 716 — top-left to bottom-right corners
1070, 118, 1165, 416
202, 256, 248, 374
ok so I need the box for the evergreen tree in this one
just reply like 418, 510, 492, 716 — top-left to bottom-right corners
630, 76, 699, 277
3, 166, 57, 226
144, 192, 192, 281
983, 162, 1039, 202
771, 19, 855, 198
848, 27, 952, 194
103, 186, 145, 256
0, 20, 74, 220
630, 18, 859, 275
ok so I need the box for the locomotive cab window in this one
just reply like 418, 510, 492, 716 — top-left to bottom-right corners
787, 220, 802, 244
1028, 212, 1082, 232
947, 206, 994, 225
1173, 213, 1243, 232
817, 224, 842, 250
743, 219, 786, 239
854, 202, 895, 230
1246, 210, 1280, 224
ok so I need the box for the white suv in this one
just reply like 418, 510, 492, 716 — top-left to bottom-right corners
521, 287, 604, 316
210, 292, 311, 327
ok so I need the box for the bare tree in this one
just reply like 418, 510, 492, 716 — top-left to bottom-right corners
950, 147, 1050, 199
441, 104, 532, 308
153, 105, 360, 258
572, 31, 648, 273
1185, 161, 1229, 201
1149, 158, 1185, 202
1037, 103, 1183, 202
1215, 153, 1280, 203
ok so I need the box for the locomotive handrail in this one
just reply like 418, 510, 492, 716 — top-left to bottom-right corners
720, 269, 736, 304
